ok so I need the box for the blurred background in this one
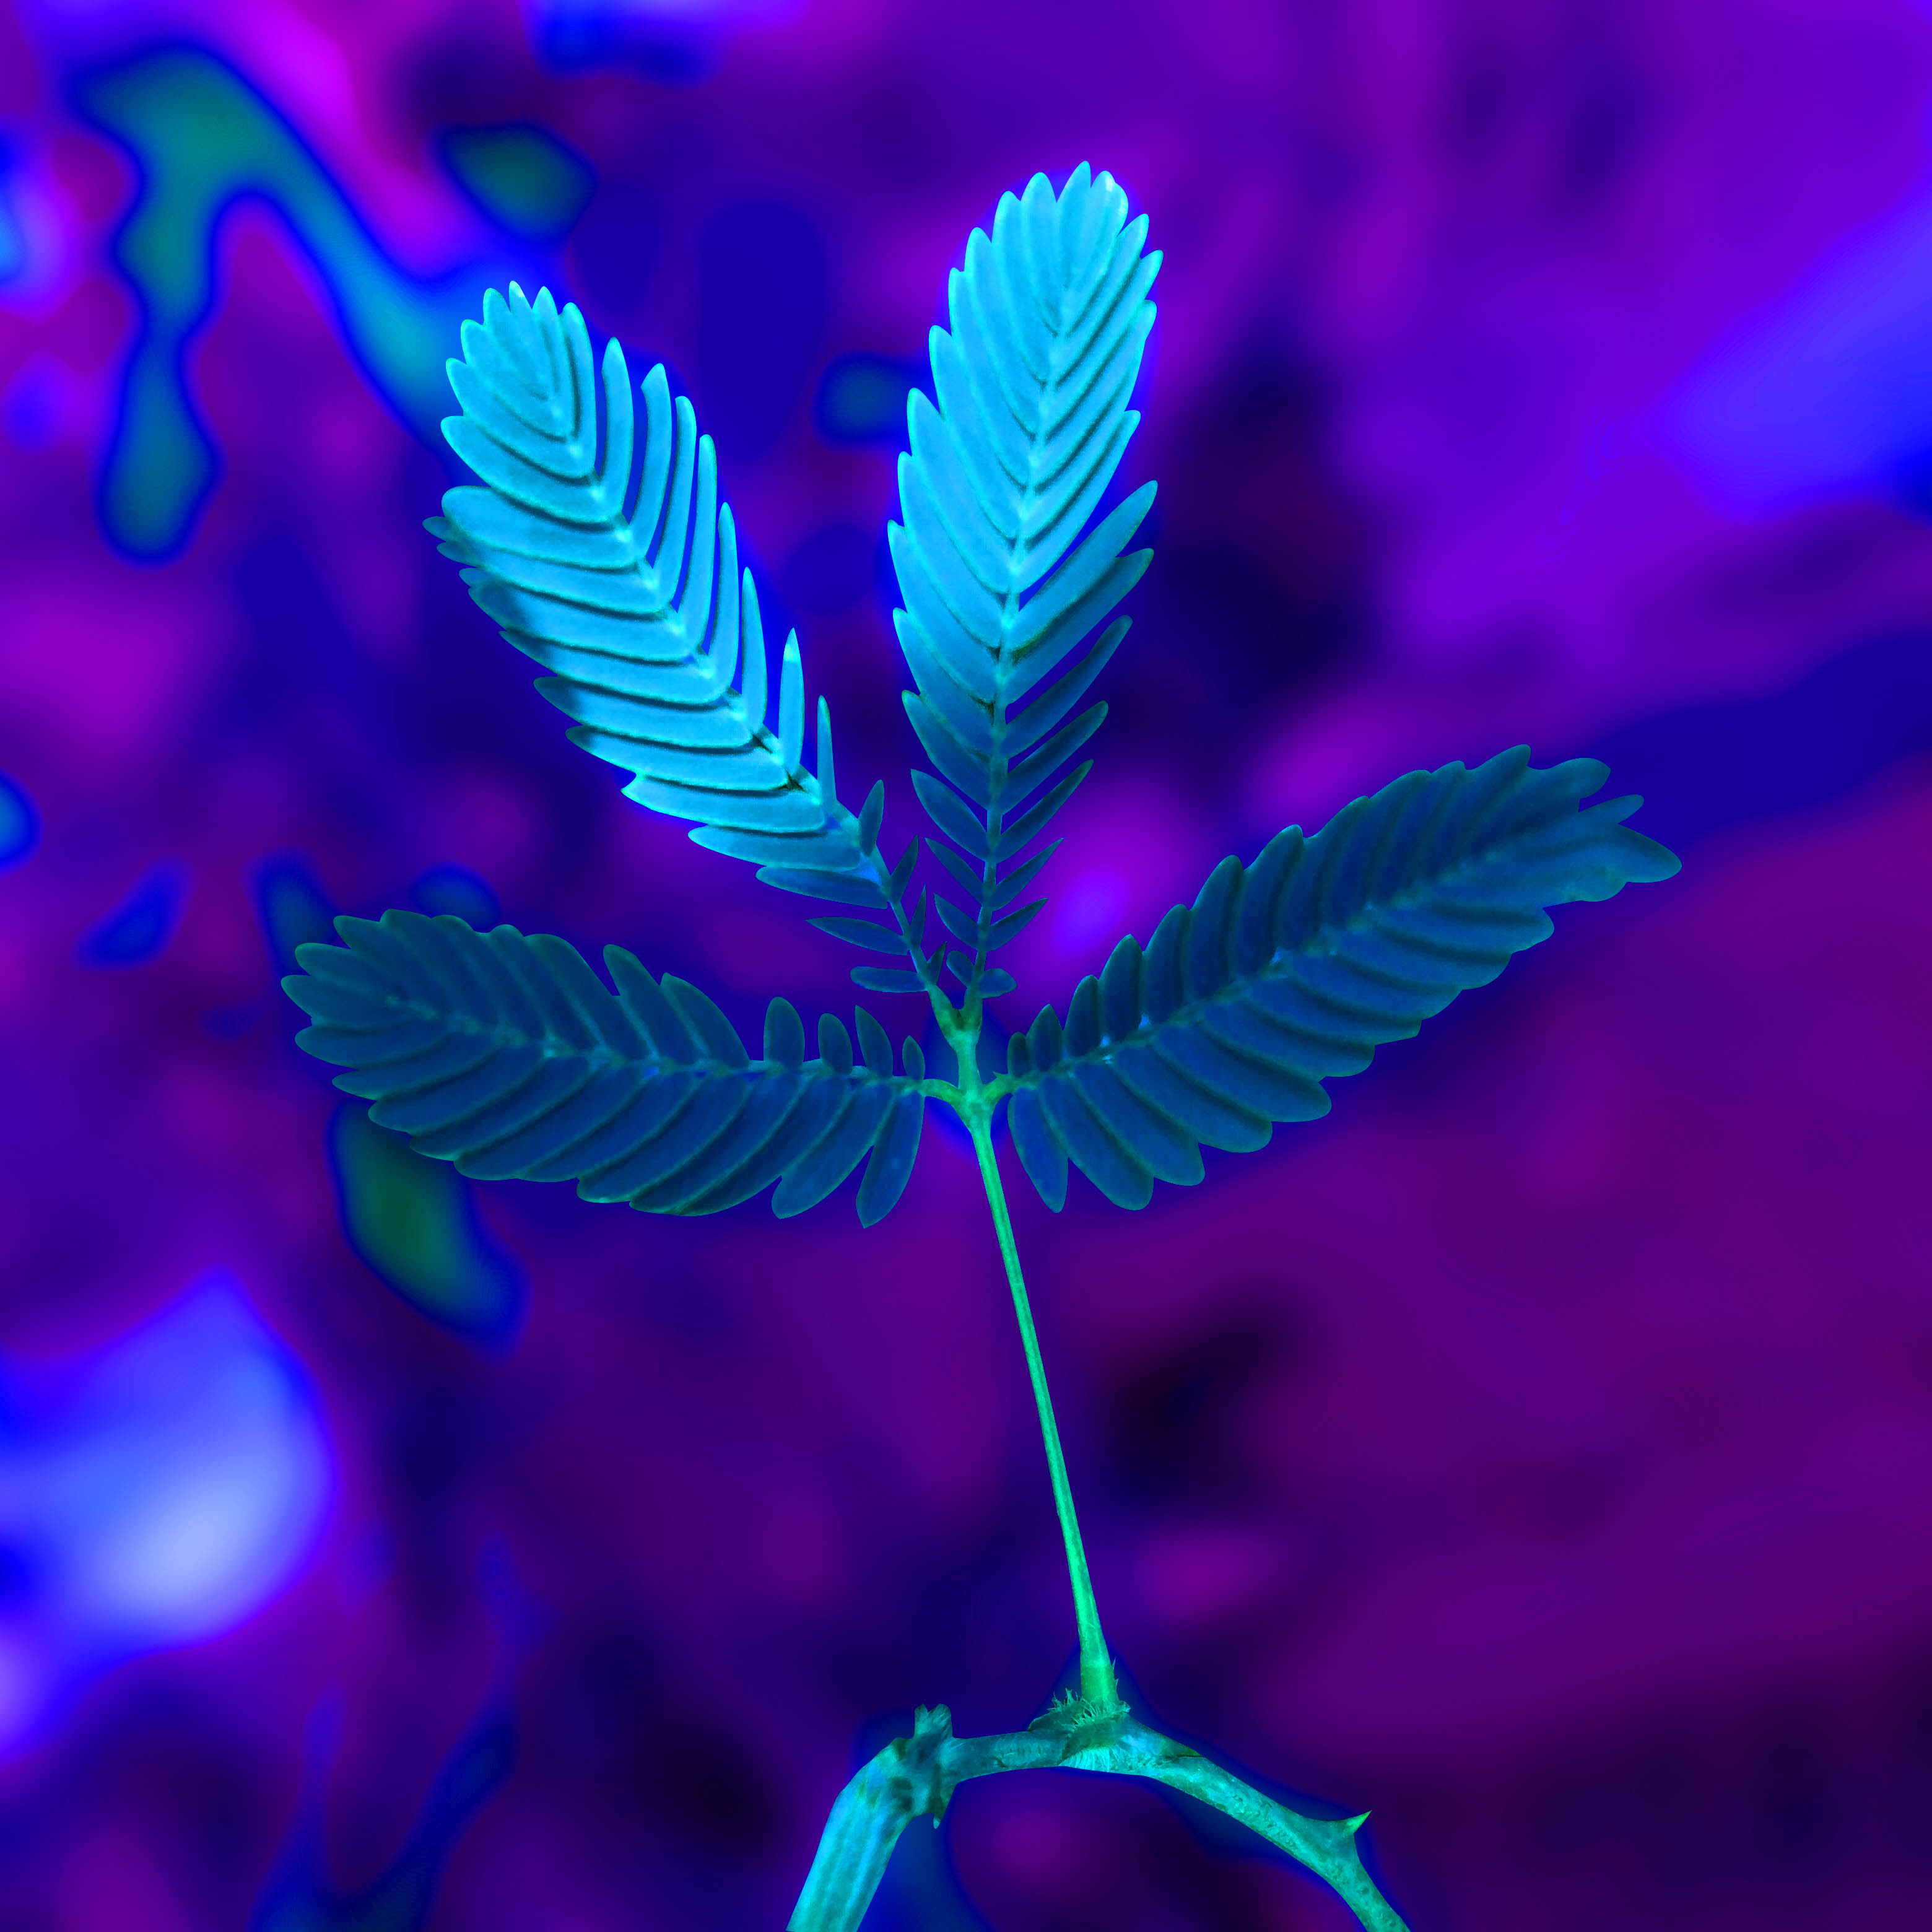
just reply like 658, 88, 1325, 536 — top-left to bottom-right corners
0, 0, 1930, 1926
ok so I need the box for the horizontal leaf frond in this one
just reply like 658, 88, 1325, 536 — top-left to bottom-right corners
999, 749, 1681, 1208
284, 910, 925, 1222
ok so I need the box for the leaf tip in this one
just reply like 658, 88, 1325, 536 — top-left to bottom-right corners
856, 780, 885, 855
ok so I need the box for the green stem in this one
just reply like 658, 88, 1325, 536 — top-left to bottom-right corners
790, 1702, 1410, 1932
967, 1115, 1119, 1712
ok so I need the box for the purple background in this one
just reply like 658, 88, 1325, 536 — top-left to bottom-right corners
3, 0, 1932, 1926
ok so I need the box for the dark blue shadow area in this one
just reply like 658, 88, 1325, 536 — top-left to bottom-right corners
249, 1687, 515, 1932
781, 523, 878, 616
325, 1103, 526, 1351
1583, 629, 1932, 853
815, 352, 921, 447
212, 529, 412, 844
72, 44, 526, 559
75, 858, 191, 965
695, 199, 827, 459
567, 180, 664, 321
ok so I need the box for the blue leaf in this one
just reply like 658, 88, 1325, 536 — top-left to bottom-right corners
283, 912, 925, 1224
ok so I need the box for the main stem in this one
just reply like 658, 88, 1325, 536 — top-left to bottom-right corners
967, 1115, 1120, 1711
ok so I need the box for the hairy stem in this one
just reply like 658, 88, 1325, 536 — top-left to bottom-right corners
967, 1113, 1118, 1711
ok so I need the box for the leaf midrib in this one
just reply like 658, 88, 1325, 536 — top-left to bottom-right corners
489, 354, 825, 817
362, 986, 890, 1086
972, 263, 1094, 875
989, 842, 1525, 1099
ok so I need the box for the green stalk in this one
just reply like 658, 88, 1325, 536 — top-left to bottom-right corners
789, 1702, 1411, 1932
966, 1111, 1120, 1712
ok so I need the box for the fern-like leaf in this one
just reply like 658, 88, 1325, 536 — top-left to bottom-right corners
283, 911, 928, 1225
890, 163, 1159, 986
998, 749, 1681, 1210
429, 283, 910, 947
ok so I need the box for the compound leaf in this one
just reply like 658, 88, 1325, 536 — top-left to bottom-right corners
890, 165, 1159, 981
432, 284, 912, 965
1000, 749, 1681, 1209
284, 910, 926, 1225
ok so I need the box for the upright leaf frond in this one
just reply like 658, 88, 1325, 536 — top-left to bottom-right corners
890, 163, 1160, 992
284, 910, 929, 1225
431, 284, 916, 960
997, 749, 1682, 1210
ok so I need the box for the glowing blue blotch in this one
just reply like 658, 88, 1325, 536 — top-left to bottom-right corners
0, 772, 37, 869
529, 0, 802, 79
407, 864, 499, 928
0, 1272, 330, 1749
437, 123, 594, 243
76, 858, 191, 965
326, 1104, 526, 1349
1667, 180, 1932, 507
0, 144, 25, 284
253, 852, 337, 977
72, 47, 524, 559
